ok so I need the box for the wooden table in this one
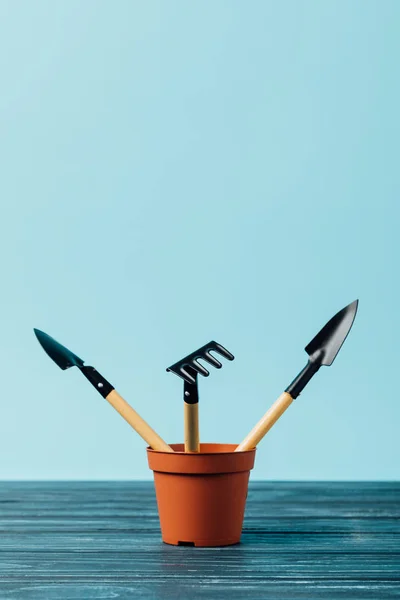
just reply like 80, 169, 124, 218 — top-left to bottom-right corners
0, 482, 399, 598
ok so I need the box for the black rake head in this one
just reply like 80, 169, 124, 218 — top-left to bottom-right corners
167, 341, 234, 385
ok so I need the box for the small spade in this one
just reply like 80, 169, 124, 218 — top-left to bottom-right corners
236, 300, 359, 452
34, 329, 173, 453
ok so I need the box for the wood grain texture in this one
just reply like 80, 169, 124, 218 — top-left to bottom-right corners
105, 390, 173, 452
236, 392, 293, 451
0, 482, 399, 599
184, 402, 200, 452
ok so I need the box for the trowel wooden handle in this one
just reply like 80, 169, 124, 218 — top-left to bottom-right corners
184, 402, 200, 452
106, 389, 173, 453
235, 392, 294, 452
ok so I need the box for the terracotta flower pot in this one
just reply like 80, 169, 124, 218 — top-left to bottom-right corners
147, 443, 256, 547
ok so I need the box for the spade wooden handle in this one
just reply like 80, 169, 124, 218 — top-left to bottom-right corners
184, 402, 200, 452
106, 390, 173, 453
235, 392, 293, 452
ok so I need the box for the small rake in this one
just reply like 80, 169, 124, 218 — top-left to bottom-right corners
167, 341, 234, 452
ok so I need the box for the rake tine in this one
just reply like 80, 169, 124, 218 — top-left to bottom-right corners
179, 366, 197, 385
202, 351, 222, 369
211, 342, 235, 361
191, 360, 210, 377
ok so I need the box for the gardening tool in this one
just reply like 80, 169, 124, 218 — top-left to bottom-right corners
167, 341, 234, 452
235, 299, 359, 452
34, 329, 173, 452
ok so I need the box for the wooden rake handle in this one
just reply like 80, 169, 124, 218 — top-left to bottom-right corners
184, 403, 200, 452
106, 390, 173, 453
235, 392, 294, 452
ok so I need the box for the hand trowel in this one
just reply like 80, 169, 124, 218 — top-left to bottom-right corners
236, 300, 359, 452
34, 329, 173, 452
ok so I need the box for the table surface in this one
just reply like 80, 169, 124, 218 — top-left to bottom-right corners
0, 481, 399, 599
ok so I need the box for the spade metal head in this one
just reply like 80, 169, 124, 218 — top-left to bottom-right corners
305, 300, 359, 366
34, 329, 85, 370
167, 341, 234, 385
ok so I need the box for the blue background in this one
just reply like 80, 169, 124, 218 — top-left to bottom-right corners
0, 0, 398, 480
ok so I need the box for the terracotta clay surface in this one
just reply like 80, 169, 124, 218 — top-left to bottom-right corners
147, 443, 256, 547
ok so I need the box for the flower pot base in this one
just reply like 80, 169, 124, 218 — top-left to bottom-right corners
164, 537, 241, 547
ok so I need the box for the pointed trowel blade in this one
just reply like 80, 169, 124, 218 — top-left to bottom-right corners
305, 300, 359, 366
34, 329, 85, 370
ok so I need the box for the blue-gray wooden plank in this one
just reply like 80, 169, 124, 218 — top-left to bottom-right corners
0, 482, 399, 599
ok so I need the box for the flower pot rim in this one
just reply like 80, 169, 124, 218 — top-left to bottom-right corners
147, 442, 256, 456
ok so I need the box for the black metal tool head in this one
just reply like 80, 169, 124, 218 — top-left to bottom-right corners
34, 329, 85, 370
166, 340, 234, 385
34, 328, 114, 398
305, 299, 359, 366
285, 299, 359, 399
